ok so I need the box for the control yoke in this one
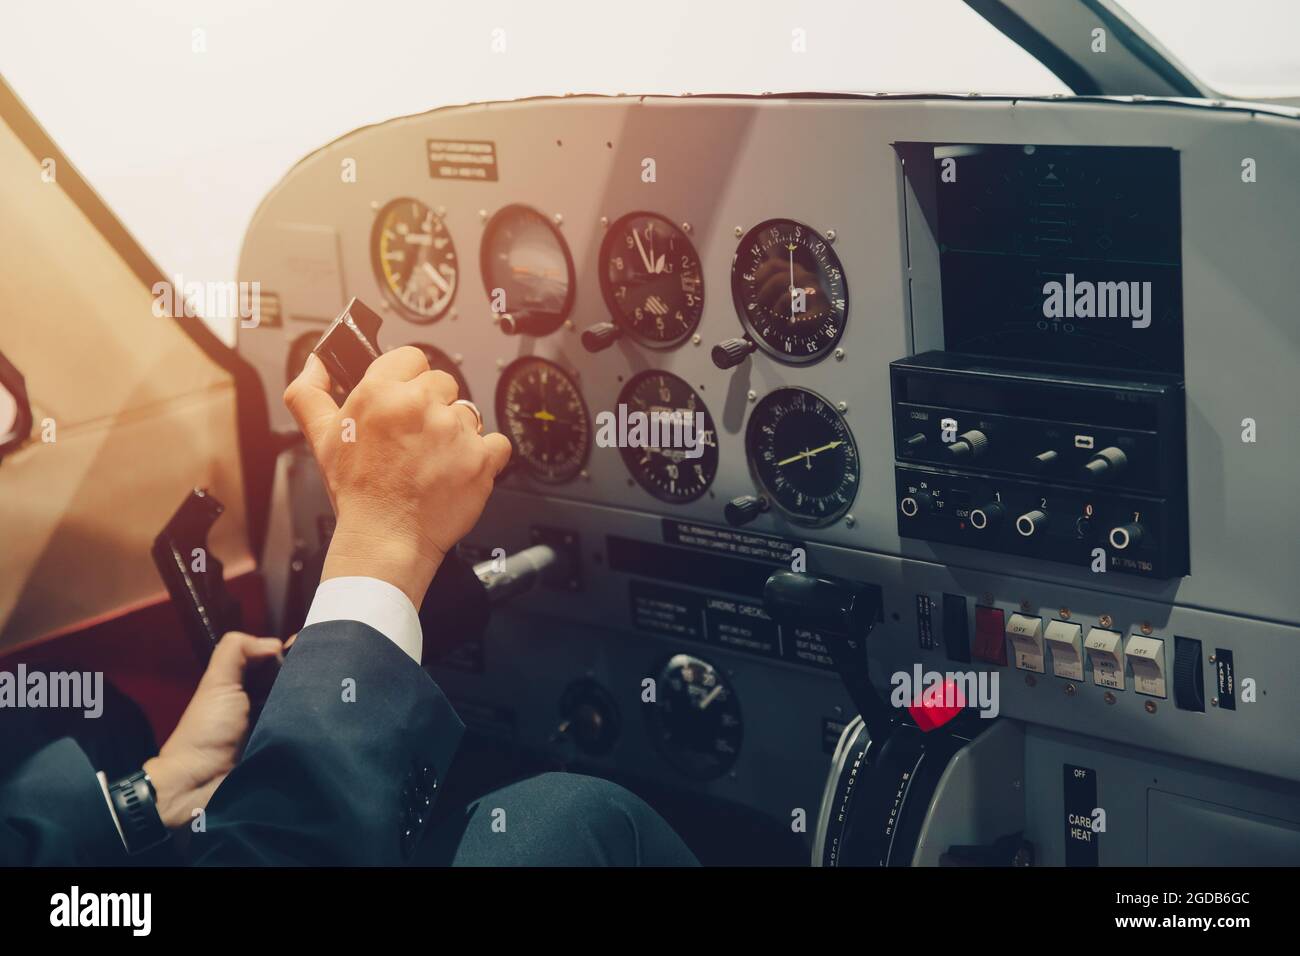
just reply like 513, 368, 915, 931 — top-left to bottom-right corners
312, 297, 566, 648
762, 570, 893, 743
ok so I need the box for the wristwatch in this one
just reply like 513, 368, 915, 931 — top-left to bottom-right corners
107, 769, 169, 854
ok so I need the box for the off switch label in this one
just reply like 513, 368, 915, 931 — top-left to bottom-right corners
1063, 764, 1100, 867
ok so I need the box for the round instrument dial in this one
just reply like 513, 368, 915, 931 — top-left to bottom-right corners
746, 387, 859, 526
494, 357, 591, 483
615, 371, 718, 504
645, 653, 742, 780
370, 198, 458, 322
731, 218, 848, 364
480, 204, 575, 335
598, 212, 704, 347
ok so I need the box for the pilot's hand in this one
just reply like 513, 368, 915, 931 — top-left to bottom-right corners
284, 347, 512, 605
144, 631, 284, 829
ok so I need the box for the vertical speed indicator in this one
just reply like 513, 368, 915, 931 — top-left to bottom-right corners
731, 218, 848, 364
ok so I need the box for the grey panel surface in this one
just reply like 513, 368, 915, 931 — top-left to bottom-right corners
238, 94, 1300, 832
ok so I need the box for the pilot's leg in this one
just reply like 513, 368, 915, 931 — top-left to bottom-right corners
425, 772, 699, 866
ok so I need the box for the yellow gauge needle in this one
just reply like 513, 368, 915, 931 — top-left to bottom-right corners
697, 684, 723, 711
777, 440, 843, 467
533, 409, 557, 422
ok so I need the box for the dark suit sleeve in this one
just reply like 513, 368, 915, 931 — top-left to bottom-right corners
0, 737, 127, 866
189, 619, 464, 866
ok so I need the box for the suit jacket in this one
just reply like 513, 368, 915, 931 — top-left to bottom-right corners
0, 620, 464, 866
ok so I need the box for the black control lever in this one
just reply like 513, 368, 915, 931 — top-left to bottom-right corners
711, 336, 757, 370
580, 322, 622, 353
312, 297, 568, 653
152, 488, 243, 663
496, 309, 555, 337
763, 570, 893, 743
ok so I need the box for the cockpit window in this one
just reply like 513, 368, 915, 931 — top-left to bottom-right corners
0, 0, 1065, 340
1119, 0, 1300, 99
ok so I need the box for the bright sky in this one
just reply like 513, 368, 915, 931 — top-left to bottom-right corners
1, 0, 1294, 343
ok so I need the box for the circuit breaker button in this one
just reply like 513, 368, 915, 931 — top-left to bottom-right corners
973, 605, 1007, 665
1084, 628, 1125, 690
1044, 619, 1084, 681
1125, 634, 1167, 698
1005, 613, 1045, 673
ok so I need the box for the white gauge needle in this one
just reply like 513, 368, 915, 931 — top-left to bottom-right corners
697, 684, 723, 711
632, 229, 655, 273
788, 243, 796, 319
421, 261, 451, 294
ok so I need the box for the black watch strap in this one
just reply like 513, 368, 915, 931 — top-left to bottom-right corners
108, 770, 169, 854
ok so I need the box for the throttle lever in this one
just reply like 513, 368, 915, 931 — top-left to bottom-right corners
763, 570, 893, 744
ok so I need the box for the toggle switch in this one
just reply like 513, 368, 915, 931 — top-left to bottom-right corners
1084, 627, 1125, 690
1044, 619, 1084, 681
1005, 613, 1045, 673
1125, 633, 1167, 698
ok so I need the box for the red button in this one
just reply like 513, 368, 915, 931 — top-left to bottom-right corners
973, 605, 1007, 665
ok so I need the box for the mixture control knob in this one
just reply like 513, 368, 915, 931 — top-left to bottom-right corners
969, 501, 1004, 531
1108, 522, 1145, 551
580, 322, 622, 353
1084, 446, 1128, 480
946, 429, 989, 460
1033, 449, 1060, 471
711, 337, 757, 369
1015, 509, 1049, 537
725, 495, 768, 527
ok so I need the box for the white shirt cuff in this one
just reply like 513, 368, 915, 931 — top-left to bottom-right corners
96, 770, 129, 850
302, 576, 424, 664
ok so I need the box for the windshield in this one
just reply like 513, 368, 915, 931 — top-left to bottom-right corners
1120, 0, 1300, 100
0, 0, 1064, 340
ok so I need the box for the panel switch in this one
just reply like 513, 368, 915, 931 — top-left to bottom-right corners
1084, 628, 1125, 690
973, 605, 1007, 665
1044, 619, 1084, 681
1125, 634, 1167, 698
1005, 613, 1045, 673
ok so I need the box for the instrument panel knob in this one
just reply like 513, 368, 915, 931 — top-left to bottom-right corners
711, 337, 758, 369
969, 502, 1004, 530
1108, 522, 1144, 551
900, 490, 934, 518
946, 429, 989, 460
1015, 509, 1048, 537
580, 322, 622, 353
1084, 446, 1128, 479
724, 494, 768, 527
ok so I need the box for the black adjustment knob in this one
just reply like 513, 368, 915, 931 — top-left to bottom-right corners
1108, 522, 1144, 551
900, 491, 933, 518
581, 322, 622, 353
946, 429, 989, 460
496, 310, 551, 336
1173, 637, 1205, 712
1015, 509, 1048, 537
725, 495, 767, 527
1084, 446, 1128, 479
711, 337, 757, 369
969, 502, 1004, 531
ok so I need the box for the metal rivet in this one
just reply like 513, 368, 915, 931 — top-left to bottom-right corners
1104, 691, 1117, 705
1059, 608, 1071, 620
734, 225, 744, 237
1211, 697, 1219, 707
369, 200, 380, 211
453, 353, 463, 365
478, 209, 488, 221
747, 390, 757, 402
1145, 700, 1157, 714
599, 216, 609, 228
1209, 654, 1217, 664
825, 229, 837, 242
833, 348, 845, 361
1065, 683, 1077, 696
691, 334, 701, 346
1099, 614, 1113, 629
844, 514, 856, 528
837, 401, 848, 413
553, 213, 564, 226
1141, 621, 1153, 635
682, 222, 693, 234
